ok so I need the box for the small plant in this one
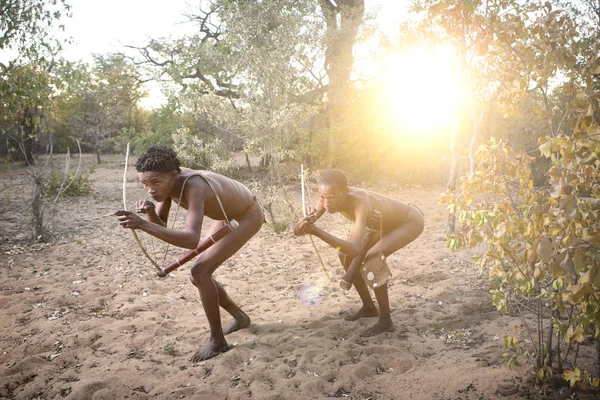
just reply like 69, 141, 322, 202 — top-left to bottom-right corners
271, 221, 287, 234
244, 179, 300, 235
162, 342, 176, 356
87, 163, 98, 175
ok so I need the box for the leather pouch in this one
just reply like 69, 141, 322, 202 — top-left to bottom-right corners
360, 253, 391, 289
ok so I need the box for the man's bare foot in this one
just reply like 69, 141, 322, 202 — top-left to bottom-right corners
223, 312, 251, 335
344, 306, 378, 321
360, 318, 395, 337
189, 340, 229, 363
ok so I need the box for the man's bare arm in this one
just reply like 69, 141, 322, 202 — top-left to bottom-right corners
117, 184, 206, 249
134, 199, 167, 227
153, 197, 172, 226
304, 195, 371, 256
139, 222, 202, 249
340, 232, 373, 289
293, 200, 325, 235
308, 226, 362, 257
307, 200, 326, 220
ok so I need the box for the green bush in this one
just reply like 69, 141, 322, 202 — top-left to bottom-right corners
172, 130, 235, 174
440, 136, 600, 391
44, 172, 93, 197
133, 130, 174, 155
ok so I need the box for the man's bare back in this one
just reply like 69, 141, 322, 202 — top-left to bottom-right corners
339, 188, 413, 232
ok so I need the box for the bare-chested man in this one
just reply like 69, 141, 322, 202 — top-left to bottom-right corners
115, 146, 263, 362
294, 169, 424, 337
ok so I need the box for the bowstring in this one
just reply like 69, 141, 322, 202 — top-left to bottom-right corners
123, 143, 163, 275
302, 166, 331, 280
159, 176, 189, 268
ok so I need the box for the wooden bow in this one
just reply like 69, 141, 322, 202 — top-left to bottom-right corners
122, 143, 166, 277
301, 165, 330, 280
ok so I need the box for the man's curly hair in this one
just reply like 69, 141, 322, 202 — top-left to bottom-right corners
318, 169, 348, 189
135, 146, 181, 173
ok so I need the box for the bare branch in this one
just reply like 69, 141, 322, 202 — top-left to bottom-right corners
183, 1, 223, 45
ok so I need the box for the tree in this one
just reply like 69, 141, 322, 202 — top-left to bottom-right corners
50, 55, 148, 162
216, 0, 323, 179
90, 54, 147, 158
123, 1, 240, 100
0, 0, 71, 66
439, 0, 600, 391
0, 0, 71, 163
320, 0, 365, 163
126, 0, 327, 176
134, 100, 183, 152
0, 63, 53, 164
47, 60, 93, 152
407, 0, 587, 231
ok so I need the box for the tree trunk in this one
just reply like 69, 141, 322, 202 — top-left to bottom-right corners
468, 107, 485, 178
263, 202, 276, 225
320, 0, 364, 163
31, 173, 45, 241
260, 154, 271, 169
447, 120, 459, 234
18, 123, 35, 166
447, 26, 468, 234
244, 152, 252, 171
48, 134, 54, 173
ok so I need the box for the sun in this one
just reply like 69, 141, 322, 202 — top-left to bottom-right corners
381, 45, 464, 144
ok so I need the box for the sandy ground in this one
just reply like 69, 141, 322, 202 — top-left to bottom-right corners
0, 155, 580, 399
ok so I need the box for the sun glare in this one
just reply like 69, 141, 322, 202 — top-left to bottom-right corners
382, 45, 463, 144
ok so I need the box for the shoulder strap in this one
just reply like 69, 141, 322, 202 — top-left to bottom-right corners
180, 173, 230, 224
366, 192, 384, 252
377, 197, 383, 246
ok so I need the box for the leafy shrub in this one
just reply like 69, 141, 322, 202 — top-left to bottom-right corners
133, 130, 174, 155
243, 178, 302, 235
44, 172, 93, 197
172, 129, 235, 174
440, 136, 600, 391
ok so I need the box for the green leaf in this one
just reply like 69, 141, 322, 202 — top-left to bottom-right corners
539, 140, 553, 158
474, 211, 483, 226
538, 236, 554, 263
558, 251, 576, 280
564, 325, 586, 344
562, 196, 578, 219
536, 368, 546, 382
552, 277, 564, 290
563, 368, 581, 387
571, 285, 589, 303
572, 325, 586, 343
495, 222, 507, 239
572, 250, 587, 273
491, 290, 507, 312
549, 183, 561, 198
490, 265, 505, 278
592, 264, 600, 288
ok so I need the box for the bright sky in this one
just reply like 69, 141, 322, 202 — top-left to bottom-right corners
0, 1, 410, 108
62, 0, 196, 62
5, 1, 461, 143
56, 0, 410, 108
62, 0, 408, 62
